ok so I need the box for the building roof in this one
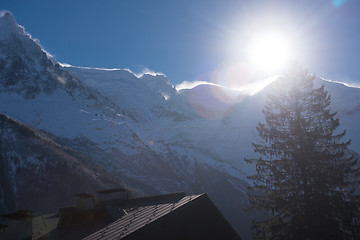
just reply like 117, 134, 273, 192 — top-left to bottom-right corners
83, 193, 201, 240
33, 191, 241, 240
32, 214, 59, 239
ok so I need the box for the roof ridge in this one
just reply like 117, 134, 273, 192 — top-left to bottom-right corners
129, 191, 186, 202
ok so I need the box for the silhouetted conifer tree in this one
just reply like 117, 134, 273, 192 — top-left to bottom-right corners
245, 67, 360, 239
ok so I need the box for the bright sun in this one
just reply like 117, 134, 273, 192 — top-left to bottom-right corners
247, 31, 293, 72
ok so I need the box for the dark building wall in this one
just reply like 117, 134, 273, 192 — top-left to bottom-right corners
124, 194, 242, 240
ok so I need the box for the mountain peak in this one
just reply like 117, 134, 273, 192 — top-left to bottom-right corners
0, 11, 24, 40
140, 73, 172, 89
0, 10, 16, 24
139, 73, 176, 98
0, 11, 83, 98
0, 10, 50, 59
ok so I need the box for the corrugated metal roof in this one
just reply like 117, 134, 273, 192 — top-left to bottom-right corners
32, 214, 59, 239
83, 194, 203, 240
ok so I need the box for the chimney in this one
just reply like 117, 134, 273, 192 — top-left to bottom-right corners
97, 188, 129, 203
74, 193, 96, 211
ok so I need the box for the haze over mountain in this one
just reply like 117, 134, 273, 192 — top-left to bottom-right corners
1, 11, 360, 239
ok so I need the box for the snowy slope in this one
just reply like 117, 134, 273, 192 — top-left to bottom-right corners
65, 66, 254, 178
314, 77, 360, 151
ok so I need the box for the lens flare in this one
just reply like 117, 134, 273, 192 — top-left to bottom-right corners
213, 62, 253, 90
332, 0, 347, 7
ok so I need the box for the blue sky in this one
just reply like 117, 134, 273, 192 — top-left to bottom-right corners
3, 0, 360, 87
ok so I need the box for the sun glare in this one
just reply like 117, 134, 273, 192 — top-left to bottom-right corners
247, 31, 293, 73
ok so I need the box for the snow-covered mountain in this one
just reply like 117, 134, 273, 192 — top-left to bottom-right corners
0, 113, 129, 214
1, 11, 360, 239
